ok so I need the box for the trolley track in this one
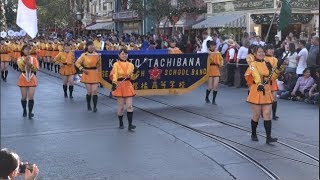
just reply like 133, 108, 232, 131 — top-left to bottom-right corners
138, 96, 320, 163
39, 70, 319, 179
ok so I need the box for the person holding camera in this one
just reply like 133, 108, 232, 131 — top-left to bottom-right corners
75, 41, 101, 112
0, 148, 39, 180
110, 49, 137, 131
246, 45, 287, 144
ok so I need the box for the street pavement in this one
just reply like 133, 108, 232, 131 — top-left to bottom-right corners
1, 68, 319, 180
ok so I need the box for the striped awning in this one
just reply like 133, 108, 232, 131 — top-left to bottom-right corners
192, 13, 247, 29
86, 22, 114, 30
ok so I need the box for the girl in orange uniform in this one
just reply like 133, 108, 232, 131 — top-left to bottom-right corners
205, 40, 223, 104
17, 45, 39, 119
0, 40, 12, 82
46, 41, 53, 71
51, 40, 60, 73
168, 39, 183, 54
247, 45, 286, 144
54, 43, 77, 98
13, 40, 23, 71
264, 44, 280, 120
111, 49, 137, 131
75, 41, 101, 112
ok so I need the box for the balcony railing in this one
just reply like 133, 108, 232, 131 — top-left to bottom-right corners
113, 10, 139, 20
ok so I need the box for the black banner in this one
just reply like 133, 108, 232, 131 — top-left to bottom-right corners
100, 53, 209, 96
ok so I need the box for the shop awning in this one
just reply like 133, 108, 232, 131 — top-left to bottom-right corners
86, 22, 114, 30
192, 13, 246, 29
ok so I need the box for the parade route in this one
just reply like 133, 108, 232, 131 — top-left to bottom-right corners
1, 68, 319, 180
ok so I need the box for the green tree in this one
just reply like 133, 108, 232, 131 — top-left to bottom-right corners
130, 0, 193, 34
3, 0, 18, 29
37, 0, 74, 32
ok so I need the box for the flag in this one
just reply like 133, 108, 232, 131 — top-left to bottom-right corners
278, 0, 292, 31
16, 0, 38, 39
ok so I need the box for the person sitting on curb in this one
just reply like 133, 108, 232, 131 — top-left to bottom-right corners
290, 68, 314, 101
305, 68, 320, 104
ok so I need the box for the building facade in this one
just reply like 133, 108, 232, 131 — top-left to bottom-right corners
82, 0, 115, 32
194, 0, 318, 41
112, 0, 153, 35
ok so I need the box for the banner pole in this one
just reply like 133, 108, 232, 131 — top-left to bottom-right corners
264, 1, 281, 43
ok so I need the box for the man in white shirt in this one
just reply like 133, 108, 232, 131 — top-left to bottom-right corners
226, 39, 237, 87
236, 40, 250, 88
296, 40, 308, 76
252, 35, 265, 46
199, 31, 213, 53
212, 33, 221, 51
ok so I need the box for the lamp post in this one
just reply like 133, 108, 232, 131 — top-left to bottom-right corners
76, 12, 82, 37
170, 0, 179, 38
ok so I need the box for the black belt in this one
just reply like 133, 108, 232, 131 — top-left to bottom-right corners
21, 71, 36, 73
117, 78, 130, 81
84, 67, 97, 70
210, 63, 218, 66
62, 63, 68, 65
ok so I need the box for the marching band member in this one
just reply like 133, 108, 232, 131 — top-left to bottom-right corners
105, 40, 114, 51
0, 39, 12, 82
54, 43, 77, 98
93, 34, 102, 50
111, 48, 137, 131
43, 39, 51, 70
30, 41, 38, 59
264, 44, 280, 120
168, 39, 183, 54
75, 41, 101, 112
247, 45, 287, 144
244, 44, 257, 94
205, 40, 223, 104
77, 40, 85, 50
129, 42, 140, 50
39, 39, 46, 69
13, 40, 23, 71
47, 40, 54, 71
51, 39, 60, 73
17, 45, 39, 119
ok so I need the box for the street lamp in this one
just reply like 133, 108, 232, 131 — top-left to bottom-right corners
76, 12, 82, 37
76, 12, 82, 21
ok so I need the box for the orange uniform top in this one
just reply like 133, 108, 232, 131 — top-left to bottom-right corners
52, 43, 59, 51
111, 60, 134, 83
46, 43, 53, 51
40, 42, 46, 50
30, 46, 37, 55
208, 51, 223, 77
168, 47, 183, 54
0, 43, 11, 54
105, 44, 114, 51
54, 51, 75, 65
14, 43, 23, 52
58, 44, 64, 52
75, 52, 101, 71
17, 56, 39, 72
